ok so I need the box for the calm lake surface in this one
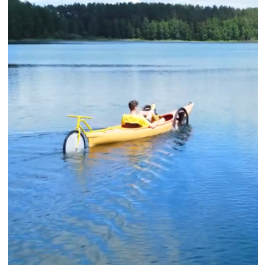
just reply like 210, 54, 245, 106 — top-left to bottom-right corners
8, 42, 258, 265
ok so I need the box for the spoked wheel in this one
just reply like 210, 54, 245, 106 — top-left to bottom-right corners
63, 130, 86, 154
173, 107, 189, 129
141, 104, 158, 115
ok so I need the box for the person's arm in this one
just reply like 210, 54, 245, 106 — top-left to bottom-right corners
149, 120, 158, 129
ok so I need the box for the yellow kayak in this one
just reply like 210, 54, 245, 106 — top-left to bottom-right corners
63, 102, 194, 153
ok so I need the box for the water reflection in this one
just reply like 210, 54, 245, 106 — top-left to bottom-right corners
64, 127, 192, 180
59, 129, 194, 265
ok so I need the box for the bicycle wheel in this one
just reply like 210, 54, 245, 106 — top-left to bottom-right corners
63, 130, 86, 154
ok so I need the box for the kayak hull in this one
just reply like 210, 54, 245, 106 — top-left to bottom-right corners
85, 102, 194, 147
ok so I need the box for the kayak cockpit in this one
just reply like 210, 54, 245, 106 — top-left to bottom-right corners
162, 114, 174, 121
122, 114, 173, 129
122, 123, 141, 128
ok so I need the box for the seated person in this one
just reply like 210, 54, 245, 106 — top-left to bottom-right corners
121, 100, 159, 129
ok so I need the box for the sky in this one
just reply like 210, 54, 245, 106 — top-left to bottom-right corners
28, 0, 258, 9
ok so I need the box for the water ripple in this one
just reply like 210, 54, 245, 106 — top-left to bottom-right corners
9, 42, 258, 265
8, 63, 189, 68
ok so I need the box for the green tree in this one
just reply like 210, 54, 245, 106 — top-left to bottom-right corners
8, 0, 258, 41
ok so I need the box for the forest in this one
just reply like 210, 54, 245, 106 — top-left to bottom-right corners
8, 0, 258, 41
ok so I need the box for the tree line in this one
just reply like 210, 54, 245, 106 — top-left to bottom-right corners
8, 0, 258, 41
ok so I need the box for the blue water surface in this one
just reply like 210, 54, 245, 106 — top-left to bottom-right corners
8, 42, 258, 265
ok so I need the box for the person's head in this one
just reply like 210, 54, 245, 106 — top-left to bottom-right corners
128, 100, 139, 111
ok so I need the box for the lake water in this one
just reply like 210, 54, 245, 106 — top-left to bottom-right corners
8, 42, 258, 265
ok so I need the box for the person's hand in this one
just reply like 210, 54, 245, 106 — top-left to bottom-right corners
149, 120, 158, 129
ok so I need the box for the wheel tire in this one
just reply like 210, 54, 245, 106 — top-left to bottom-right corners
141, 104, 158, 115
173, 107, 189, 129
63, 130, 86, 154
142, 105, 151, 111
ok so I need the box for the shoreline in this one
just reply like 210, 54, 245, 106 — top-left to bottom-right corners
8, 38, 258, 44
